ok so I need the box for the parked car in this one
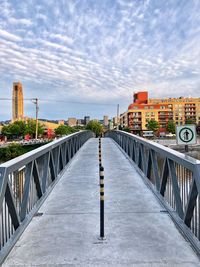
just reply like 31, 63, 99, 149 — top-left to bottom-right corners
165, 133, 176, 137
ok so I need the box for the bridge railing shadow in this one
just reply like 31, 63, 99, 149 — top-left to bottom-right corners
106, 130, 200, 255
0, 131, 93, 263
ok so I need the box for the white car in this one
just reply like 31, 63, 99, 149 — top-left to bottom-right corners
166, 133, 176, 137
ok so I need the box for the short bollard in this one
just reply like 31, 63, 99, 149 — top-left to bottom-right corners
99, 149, 102, 165
99, 140, 101, 149
98, 140, 103, 186
99, 146, 102, 161
99, 166, 105, 239
99, 162, 102, 170
99, 152, 102, 185
99, 160, 102, 173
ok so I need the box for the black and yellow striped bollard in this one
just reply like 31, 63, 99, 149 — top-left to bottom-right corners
99, 143, 102, 184
99, 166, 105, 239
99, 138, 101, 149
99, 152, 101, 161
99, 142, 102, 167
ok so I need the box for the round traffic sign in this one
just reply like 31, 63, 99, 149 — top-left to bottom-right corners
179, 127, 194, 143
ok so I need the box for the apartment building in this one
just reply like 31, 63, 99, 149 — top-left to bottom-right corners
149, 97, 200, 125
121, 91, 200, 134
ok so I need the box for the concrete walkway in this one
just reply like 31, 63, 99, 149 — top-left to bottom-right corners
3, 138, 200, 267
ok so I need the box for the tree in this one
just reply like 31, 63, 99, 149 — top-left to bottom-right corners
122, 127, 131, 133
146, 119, 159, 132
25, 119, 45, 138
185, 118, 196, 125
1, 121, 26, 139
55, 125, 76, 136
73, 125, 86, 131
0, 143, 24, 162
166, 120, 175, 134
13, 120, 26, 136
1, 124, 13, 138
86, 120, 103, 137
1, 120, 44, 139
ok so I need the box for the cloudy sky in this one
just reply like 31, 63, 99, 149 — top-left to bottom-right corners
0, 0, 200, 120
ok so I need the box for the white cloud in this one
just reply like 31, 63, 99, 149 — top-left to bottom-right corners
35, 13, 48, 21
8, 18, 32, 26
0, 0, 13, 17
0, 0, 199, 120
0, 28, 21, 41
49, 33, 74, 45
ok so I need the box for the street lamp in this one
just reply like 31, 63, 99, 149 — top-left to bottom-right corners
117, 104, 119, 130
32, 98, 39, 139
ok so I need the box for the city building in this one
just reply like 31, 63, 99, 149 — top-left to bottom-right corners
120, 111, 128, 128
77, 119, 84, 125
121, 91, 200, 134
58, 120, 65, 125
103, 115, 109, 127
84, 116, 90, 125
149, 96, 200, 126
12, 82, 24, 121
68, 118, 77, 127
109, 121, 114, 130
39, 120, 60, 130
113, 116, 119, 128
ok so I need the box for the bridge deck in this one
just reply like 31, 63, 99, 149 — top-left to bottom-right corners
3, 138, 199, 267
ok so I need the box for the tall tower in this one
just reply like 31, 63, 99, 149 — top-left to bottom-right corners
103, 115, 109, 126
12, 82, 24, 121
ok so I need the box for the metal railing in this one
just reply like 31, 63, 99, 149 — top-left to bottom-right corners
0, 131, 93, 263
106, 130, 200, 253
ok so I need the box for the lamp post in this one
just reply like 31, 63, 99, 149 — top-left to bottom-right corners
32, 98, 39, 139
117, 104, 119, 130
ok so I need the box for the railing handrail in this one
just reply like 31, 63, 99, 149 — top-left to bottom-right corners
107, 130, 200, 254
0, 130, 93, 263
0, 131, 89, 172
116, 130, 200, 170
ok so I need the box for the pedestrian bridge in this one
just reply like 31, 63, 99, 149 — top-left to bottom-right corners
0, 131, 200, 266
